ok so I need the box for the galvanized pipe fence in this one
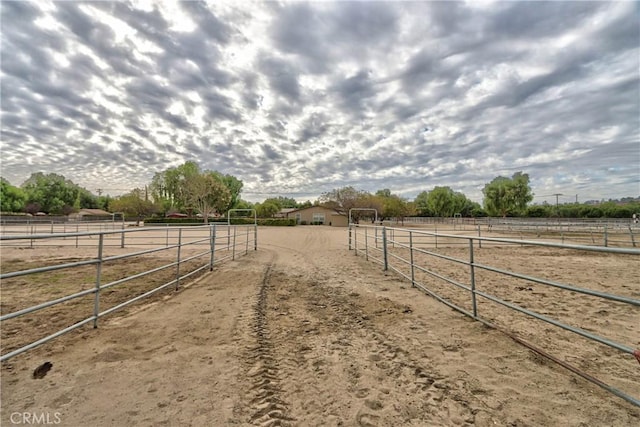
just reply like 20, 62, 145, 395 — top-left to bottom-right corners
384, 217, 639, 248
349, 224, 640, 407
0, 224, 257, 362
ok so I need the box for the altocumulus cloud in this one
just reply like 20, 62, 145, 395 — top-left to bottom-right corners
1, 0, 638, 204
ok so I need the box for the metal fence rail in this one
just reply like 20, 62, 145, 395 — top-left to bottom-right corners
0, 224, 257, 362
385, 217, 639, 248
349, 224, 640, 407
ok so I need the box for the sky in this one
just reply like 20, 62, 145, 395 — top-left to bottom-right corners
1, 1, 638, 205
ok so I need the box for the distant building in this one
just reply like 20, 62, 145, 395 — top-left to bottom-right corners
166, 213, 188, 218
274, 208, 297, 218
69, 209, 114, 221
285, 206, 348, 227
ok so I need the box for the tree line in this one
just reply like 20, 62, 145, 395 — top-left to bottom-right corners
1, 167, 638, 220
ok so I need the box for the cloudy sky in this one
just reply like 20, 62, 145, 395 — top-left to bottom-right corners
1, 1, 638, 204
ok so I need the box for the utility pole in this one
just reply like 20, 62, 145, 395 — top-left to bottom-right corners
553, 193, 563, 211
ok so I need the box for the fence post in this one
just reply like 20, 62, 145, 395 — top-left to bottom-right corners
210, 225, 216, 271
245, 226, 249, 255
382, 226, 388, 271
232, 225, 237, 260
469, 239, 478, 319
477, 225, 482, 248
175, 228, 182, 290
354, 225, 358, 255
76, 223, 79, 248
254, 224, 258, 251
364, 227, 369, 261
50, 221, 53, 234
348, 224, 353, 250
375, 227, 379, 249
604, 225, 608, 247
120, 222, 125, 248
93, 234, 104, 328
409, 231, 415, 287
629, 226, 636, 248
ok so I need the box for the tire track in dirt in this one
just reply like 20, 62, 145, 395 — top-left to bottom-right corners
259, 236, 479, 425
243, 252, 296, 426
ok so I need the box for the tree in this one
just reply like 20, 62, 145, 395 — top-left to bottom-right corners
482, 172, 533, 217
319, 186, 377, 222
319, 186, 368, 212
21, 172, 80, 214
234, 199, 254, 211
424, 187, 459, 217
255, 201, 280, 218
0, 178, 27, 212
97, 195, 112, 211
382, 194, 411, 222
374, 189, 411, 222
211, 172, 243, 211
149, 161, 200, 213
414, 191, 432, 216
110, 189, 158, 225
149, 162, 243, 215
262, 196, 298, 209
183, 173, 231, 224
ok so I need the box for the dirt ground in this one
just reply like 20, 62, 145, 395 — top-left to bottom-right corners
1, 226, 639, 426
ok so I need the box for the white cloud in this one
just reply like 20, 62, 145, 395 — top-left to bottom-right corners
0, 0, 637, 206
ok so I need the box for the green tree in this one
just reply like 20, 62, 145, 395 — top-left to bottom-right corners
263, 196, 298, 209
414, 191, 432, 216
149, 161, 200, 212
149, 162, 243, 215
482, 172, 533, 217
424, 186, 466, 217
97, 195, 112, 211
233, 199, 254, 211
255, 201, 280, 218
526, 204, 550, 218
0, 178, 27, 212
211, 172, 243, 211
382, 194, 410, 222
110, 189, 158, 225
374, 189, 410, 221
21, 172, 80, 214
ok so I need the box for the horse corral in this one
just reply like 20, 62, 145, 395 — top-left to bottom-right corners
1, 225, 638, 426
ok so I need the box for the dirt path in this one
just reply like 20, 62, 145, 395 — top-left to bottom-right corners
1, 227, 638, 426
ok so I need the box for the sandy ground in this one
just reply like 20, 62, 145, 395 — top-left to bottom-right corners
1, 226, 639, 426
